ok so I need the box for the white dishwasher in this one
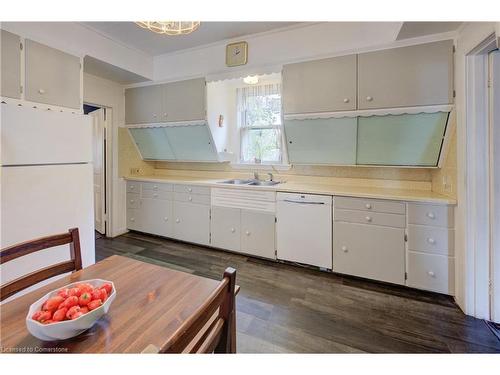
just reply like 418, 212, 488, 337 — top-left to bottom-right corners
276, 192, 332, 269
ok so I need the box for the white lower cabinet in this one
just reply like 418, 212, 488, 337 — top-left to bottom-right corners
333, 222, 406, 285
407, 251, 455, 294
211, 206, 241, 251
140, 199, 173, 238
241, 210, 275, 259
173, 201, 210, 246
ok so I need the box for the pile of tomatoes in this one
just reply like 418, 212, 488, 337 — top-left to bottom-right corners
31, 282, 113, 324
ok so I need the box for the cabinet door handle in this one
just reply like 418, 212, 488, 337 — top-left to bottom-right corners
245, 231, 251, 236
164, 217, 168, 221
341, 245, 348, 253
130, 218, 135, 222
427, 271, 436, 277
343, 98, 350, 103
153, 193, 158, 198
188, 196, 193, 202
175, 219, 180, 223
366, 96, 373, 102
427, 212, 436, 219
130, 186, 135, 190
130, 200, 134, 203
365, 203, 372, 209
365, 216, 372, 222
230, 228, 235, 233
427, 238, 435, 244
38, 88, 45, 94
153, 185, 158, 190
188, 188, 193, 192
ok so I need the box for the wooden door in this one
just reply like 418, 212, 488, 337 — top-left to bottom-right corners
211, 206, 241, 252
333, 222, 405, 285
163, 78, 206, 122
357, 40, 454, 109
1, 29, 21, 99
125, 85, 163, 124
25, 39, 81, 109
241, 210, 276, 259
282, 54, 357, 114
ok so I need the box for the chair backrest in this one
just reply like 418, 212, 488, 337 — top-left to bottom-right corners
160, 267, 237, 354
0, 228, 82, 301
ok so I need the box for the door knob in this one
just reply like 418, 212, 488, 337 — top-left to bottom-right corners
366, 96, 373, 101
188, 196, 193, 202
245, 231, 250, 236
365, 216, 372, 222
188, 188, 193, 192
365, 203, 372, 209
175, 219, 180, 223
427, 212, 436, 219
38, 88, 45, 94
427, 238, 435, 244
343, 98, 350, 103
230, 228, 235, 233
427, 271, 435, 277
164, 217, 168, 221
341, 245, 348, 253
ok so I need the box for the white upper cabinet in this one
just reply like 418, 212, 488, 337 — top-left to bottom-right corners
25, 39, 81, 109
1, 30, 21, 99
125, 78, 206, 124
125, 85, 163, 124
357, 40, 454, 109
282, 54, 357, 114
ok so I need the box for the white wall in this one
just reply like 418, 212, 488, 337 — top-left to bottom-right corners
454, 22, 498, 316
0, 22, 153, 80
83, 73, 128, 237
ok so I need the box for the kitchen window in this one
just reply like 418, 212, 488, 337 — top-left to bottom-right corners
237, 83, 283, 164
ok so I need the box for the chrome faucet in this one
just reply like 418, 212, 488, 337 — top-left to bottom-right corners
267, 172, 274, 182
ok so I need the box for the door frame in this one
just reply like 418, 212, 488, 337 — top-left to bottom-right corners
85, 102, 112, 237
462, 33, 498, 320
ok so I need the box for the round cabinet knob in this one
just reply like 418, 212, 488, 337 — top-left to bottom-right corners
343, 98, 350, 103
164, 113, 167, 118
365, 216, 372, 222
188, 196, 193, 202
153, 185, 158, 190
365, 203, 372, 209
366, 96, 373, 102
175, 219, 180, 223
130, 218, 135, 222
130, 186, 134, 189
427, 238, 436, 244
230, 228, 235, 233
188, 188, 192, 192
245, 231, 250, 236
164, 217, 168, 221
427, 212, 436, 219
38, 88, 45, 94
153, 114, 157, 118
153, 193, 158, 197
341, 245, 348, 253
427, 271, 436, 278
130, 199, 134, 203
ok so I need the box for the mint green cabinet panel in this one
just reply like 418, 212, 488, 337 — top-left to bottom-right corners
284, 118, 357, 164
128, 128, 175, 160
357, 113, 448, 166
164, 125, 218, 161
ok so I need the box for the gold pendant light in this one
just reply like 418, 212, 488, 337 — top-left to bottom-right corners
135, 21, 201, 36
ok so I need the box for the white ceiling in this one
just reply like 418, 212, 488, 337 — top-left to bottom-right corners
83, 56, 151, 84
82, 22, 302, 56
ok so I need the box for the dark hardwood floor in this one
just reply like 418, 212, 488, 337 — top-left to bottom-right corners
95, 232, 500, 353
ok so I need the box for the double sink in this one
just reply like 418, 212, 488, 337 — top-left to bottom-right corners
217, 179, 281, 186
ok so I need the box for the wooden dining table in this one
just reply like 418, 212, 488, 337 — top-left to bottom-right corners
0, 255, 230, 353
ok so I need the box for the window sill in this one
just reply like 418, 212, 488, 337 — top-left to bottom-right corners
230, 163, 292, 171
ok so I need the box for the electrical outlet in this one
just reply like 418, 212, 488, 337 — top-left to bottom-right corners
130, 168, 141, 175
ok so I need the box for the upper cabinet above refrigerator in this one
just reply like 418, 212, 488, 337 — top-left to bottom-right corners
125, 77, 206, 124
0, 30, 21, 99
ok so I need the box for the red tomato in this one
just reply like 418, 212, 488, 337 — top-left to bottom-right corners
101, 283, 112, 295
52, 308, 68, 322
80, 306, 89, 314
71, 311, 84, 320
57, 288, 70, 299
68, 287, 82, 297
31, 311, 43, 321
45, 296, 65, 311
76, 283, 94, 294
37, 310, 52, 323
79, 292, 92, 306
59, 296, 78, 309
66, 305, 81, 320
91, 289, 102, 301
42, 319, 54, 325
88, 299, 102, 311
99, 288, 108, 302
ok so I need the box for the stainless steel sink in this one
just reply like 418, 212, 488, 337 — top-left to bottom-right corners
217, 179, 281, 186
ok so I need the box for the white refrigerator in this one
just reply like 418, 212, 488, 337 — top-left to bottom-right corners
1, 104, 95, 297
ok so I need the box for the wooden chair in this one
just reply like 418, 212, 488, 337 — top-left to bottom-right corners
0, 228, 82, 302
160, 267, 237, 353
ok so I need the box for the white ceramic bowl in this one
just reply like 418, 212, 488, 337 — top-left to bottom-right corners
25, 279, 116, 341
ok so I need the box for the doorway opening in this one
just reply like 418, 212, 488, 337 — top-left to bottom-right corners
84, 104, 107, 237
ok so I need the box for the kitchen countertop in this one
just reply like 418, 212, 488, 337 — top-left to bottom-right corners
124, 175, 456, 205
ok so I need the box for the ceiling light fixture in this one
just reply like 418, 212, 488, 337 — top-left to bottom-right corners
135, 21, 201, 36
243, 75, 259, 85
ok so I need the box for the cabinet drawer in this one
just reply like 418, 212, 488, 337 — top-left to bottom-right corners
408, 203, 454, 228
174, 184, 210, 195
334, 208, 405, 228
407, 251, 455, 295
174, 192, 211, 205
141, 182, 173, 192
333, 222, 405, 285
127, 181, 140, 193
408, 225, 454, 256
334, 196, 405, 214
126, 193, 139, 209
142, 189, 173, 200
